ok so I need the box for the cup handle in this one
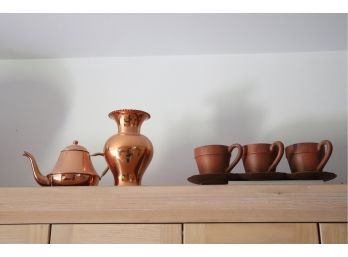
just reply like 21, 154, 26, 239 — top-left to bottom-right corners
225, 144, 243, 173
91, 152, 110, 178
315, 140, 333, 171
267, 141, 284, 172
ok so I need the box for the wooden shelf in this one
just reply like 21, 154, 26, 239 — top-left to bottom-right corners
0, 185, 346, 224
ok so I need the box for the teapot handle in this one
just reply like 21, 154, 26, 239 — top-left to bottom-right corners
90, 152, 109, 178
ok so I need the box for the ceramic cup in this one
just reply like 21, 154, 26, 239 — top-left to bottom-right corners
285, 140, 333, 173
194, 144, 243, 174
242, 141, 284, 173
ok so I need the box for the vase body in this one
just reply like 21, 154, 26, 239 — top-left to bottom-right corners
104, 109, 153, 186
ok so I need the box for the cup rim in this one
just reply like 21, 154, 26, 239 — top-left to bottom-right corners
286, 142, 319, 149
194, 144, 228, 149
243, 143, 272, 147
285, 142, 321, 155
194, 144, 229, 157
243, 143, 273, 154
286, 142, 318, 148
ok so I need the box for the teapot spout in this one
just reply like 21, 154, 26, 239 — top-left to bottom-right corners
23, 151, 50, 186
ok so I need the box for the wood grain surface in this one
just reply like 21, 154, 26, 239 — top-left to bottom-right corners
0, 185, 346, 224
319, 223, 348, 243
0, 224, 50, 243
50, 224, 182, 243
184, 223, 319, 243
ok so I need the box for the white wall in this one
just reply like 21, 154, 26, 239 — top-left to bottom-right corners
0, 51, 346, 186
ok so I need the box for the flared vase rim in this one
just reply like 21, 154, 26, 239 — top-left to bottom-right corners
108, 109, 151, 119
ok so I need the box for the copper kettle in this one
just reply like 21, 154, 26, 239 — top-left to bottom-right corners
23, 140, 108, 186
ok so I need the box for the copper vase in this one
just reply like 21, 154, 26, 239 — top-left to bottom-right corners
103, 109, 153, 186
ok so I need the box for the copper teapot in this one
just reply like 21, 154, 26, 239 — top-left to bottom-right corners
23, 140, 108, 186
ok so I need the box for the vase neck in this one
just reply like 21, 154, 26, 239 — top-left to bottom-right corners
111, 111, 149, 134
118, 121, 141, 134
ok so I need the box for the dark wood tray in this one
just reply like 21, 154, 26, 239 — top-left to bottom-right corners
187, 171, 336, 185
286, 171, 336, 181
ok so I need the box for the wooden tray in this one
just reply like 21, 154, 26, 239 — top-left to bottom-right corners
187, 171, 336, 185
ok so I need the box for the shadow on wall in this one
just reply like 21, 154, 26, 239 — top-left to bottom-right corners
144, 84, 266, 185
0, 62, 72, 186
144, 84, 347, 185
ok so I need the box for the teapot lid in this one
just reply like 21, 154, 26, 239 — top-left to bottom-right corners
49, 140, 99, 177
62, 140, 88, 152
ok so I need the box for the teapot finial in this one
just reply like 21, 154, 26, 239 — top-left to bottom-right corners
73, 140, 78, 145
